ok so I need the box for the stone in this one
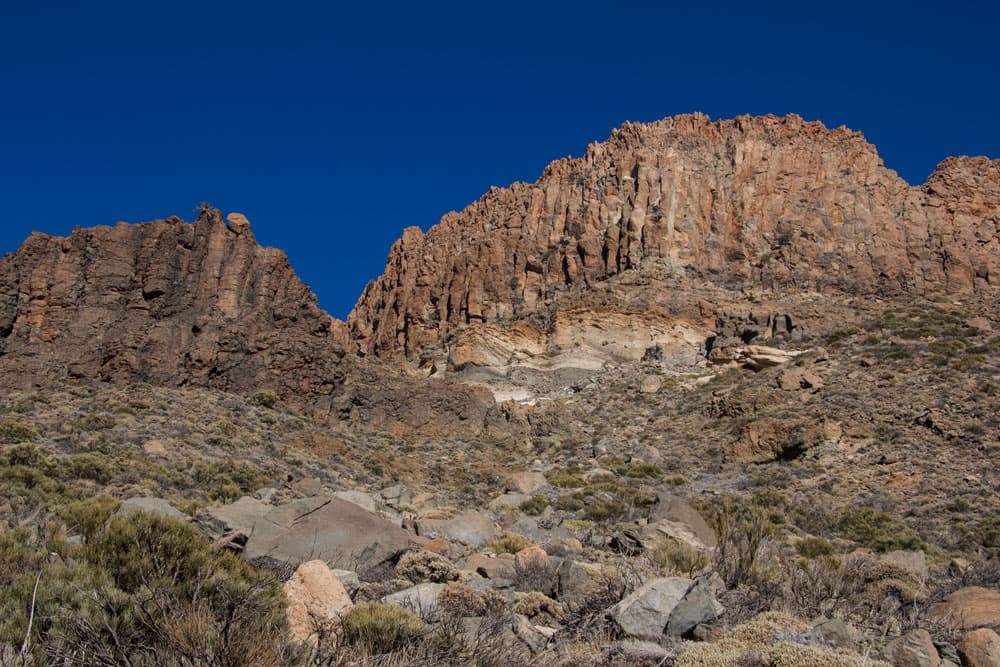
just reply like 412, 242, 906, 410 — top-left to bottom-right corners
557, 560, 610, 606
330, 569, 360, 593
383, 583, 445, 616
606, 576, 721, 640
333, 490, 378, 514
116, 497, 187, 522
198, 495, 270, 541
283, 560, 352, 643
507, 471, 548, 494
417, 511, 496, 547
640, 518, 714, 556
777, 366, 824, 391
649, 494, 717, 550
142, 439, 168, 457
884, 629, 941, 667
929, 587, 1000, 629
640, 375, 663, 393
960, 629, 1000, 667
811, 618, 856, 649
514, 545, 548, 570
464, 553, 516, 580
512, 614, 550, 654
243, 495, 423, 574
664, 576, 724, 637
292, 477, 323, 497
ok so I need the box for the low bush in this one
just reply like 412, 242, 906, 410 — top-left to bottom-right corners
340, 602, 423, 654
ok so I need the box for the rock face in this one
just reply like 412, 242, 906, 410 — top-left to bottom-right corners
0, 208, 345, 405
348, 113, 1000, 359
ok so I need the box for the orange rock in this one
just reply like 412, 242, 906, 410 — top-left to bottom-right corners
929, 587, 1000, 629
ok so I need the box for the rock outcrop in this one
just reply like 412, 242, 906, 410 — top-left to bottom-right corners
348, 113, 1000, 359
0, 207, 345, 404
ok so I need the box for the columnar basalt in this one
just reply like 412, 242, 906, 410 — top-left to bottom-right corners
347, 113, 999, 359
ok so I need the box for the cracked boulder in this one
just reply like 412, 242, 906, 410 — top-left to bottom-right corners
243, 495, 424, 574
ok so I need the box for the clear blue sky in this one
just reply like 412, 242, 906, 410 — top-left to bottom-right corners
1, 1, 997, 318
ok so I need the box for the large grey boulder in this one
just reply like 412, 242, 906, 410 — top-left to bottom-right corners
243, 495, 423, 573
650, 494, 717, 550
383, 583, 445, 616
608, 576, 722, 639
198, 496, 270, 541
417, 510, 496, 547
884, 629, 941, 667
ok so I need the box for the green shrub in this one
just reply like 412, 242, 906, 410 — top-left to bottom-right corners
519, 495, 548, 515
61, 495, 121, 544
250, 389, 280, 408
340, 602, 423, 653
650, 540, 709, 577
491, 534, 532, 555
835, 507, 925, 552
545, 470, 585, 488
795, 536, 837, 559
0, 419, 38, 444
623, 463, 663, 479
58, 453, 116, 484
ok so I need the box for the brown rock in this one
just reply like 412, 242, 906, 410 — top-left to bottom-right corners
507, 471, 548, 494
283, 560, 353, 643
347, 114, 1000, 360
960, 629, 1000, 667
515, 545, 548, 570
929, 587, 1000, 629
142, 439, 168, 457
884, 629, 941, 667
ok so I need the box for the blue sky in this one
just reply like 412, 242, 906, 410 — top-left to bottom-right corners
1, 1, 997, 318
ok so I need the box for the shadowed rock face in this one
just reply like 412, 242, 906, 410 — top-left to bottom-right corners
0, 208, 346, 401
347, 113, 1000, 358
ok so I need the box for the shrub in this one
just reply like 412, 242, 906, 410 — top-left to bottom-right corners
437, 582, 489, 617
0, 419, 38, 444
491, 534, 532, 555
513, 591, 564, 621
835, 507, 926, 552
250, 389, 280, 408
61, 495, 121, 544
795, 536, 837, 559
519, 495, 548, 515
623, 463, 664, 479
6, 442, 44, 466
705, 496, 775, 588
395, 550, 460, 583
546, 470, 585, 488
340, 602, 423, 654
650, 540, 710, 577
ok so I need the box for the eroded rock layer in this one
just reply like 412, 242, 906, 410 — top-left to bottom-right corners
347, 113, 1000, 358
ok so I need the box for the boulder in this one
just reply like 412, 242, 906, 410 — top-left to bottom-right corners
557, 560, 609, 607
116, 497, 187, 522
332, 490, 378, 514
283, 560, 352, 643
243, 495, 422, 573
640, 375, 663, 393
507, 471, 548, 494
418, 511, 496, 547
884, 629, 941, 667
649, 494, 717, 550
608, 576, 721, 639
383, 583, 445, 616
464, 553, 516, 580
960, 629, 1000, 667
811, 618, 856, 649
929, 587, 1000, 629
198, 495, 270, 541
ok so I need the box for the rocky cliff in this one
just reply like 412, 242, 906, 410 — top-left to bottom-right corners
347, 113, 1000, 359
0, 208, 346, 399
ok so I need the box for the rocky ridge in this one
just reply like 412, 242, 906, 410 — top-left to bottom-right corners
347, 113, 1000, 360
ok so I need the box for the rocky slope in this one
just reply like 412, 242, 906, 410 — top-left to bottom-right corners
347, 113, 1000, 360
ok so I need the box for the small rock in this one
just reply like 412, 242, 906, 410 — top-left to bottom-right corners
640, 375, 663, 393
142, 439, 168, 457
489, 492, 531, 511
333, 490, 378, 514
383, 583, 445, 616
292, 477, 323, 497
418, 511, 496, 548
811, 617, 855, 649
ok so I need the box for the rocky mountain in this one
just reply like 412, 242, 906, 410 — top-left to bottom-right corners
0, 207, 346, 397
347, 113, 1000, 360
